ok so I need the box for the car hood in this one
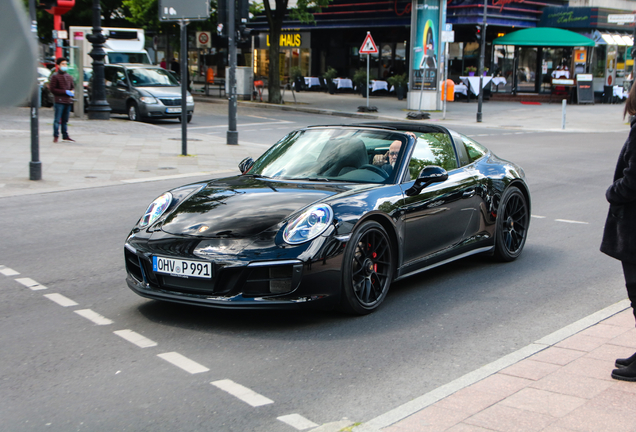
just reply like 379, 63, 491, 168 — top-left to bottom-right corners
137, 86, 188, 98
160, 176, 353, 238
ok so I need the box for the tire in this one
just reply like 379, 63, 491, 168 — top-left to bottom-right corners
128, 102, 139, 121
340, 221, 394, 315
178, 114, 193, 123
493, 186, 529, 262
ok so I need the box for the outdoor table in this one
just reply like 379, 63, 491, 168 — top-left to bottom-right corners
491, 77, 507, 92
333, 78, 353, 90
304, 77, 321, 89
370, 80, 388, 92
454, 83, 468, 96
459, 76, 493, 96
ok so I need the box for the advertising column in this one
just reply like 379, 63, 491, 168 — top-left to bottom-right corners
408, 0, 441, 110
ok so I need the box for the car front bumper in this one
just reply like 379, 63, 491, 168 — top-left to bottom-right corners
124, 234, 347, 309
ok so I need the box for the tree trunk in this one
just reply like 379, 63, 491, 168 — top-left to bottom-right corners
268, 28, 282, 104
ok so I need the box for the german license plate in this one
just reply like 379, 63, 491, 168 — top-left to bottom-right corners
166, 107, 181, 113
153, 256, 211, 278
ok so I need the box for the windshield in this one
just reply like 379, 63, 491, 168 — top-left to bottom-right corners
126, 68, 179, 87
107, 52, 151, 64
248, 128, 409, 184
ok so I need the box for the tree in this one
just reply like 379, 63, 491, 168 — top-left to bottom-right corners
262, 0, 330, 104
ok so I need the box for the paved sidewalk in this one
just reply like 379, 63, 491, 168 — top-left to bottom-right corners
194, 86, 630, 133
349, 301, 636, 432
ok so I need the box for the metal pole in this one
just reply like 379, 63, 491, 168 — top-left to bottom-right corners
366, 53, 370, 108
180, 20, 188, 156
443, 41, 449, 120
86, 0, 111, 120
227, 0, 238, 145
561, 98, 566, 130
476, 0, 487, 123
28, 0, 41, 180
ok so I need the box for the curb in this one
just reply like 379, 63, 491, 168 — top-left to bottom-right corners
192, 95, 406, 121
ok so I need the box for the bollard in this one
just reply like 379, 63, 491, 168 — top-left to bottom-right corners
562, 99, 566, 130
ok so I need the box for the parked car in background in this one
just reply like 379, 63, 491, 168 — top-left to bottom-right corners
89, 63, 194, 122
38, 67, 54, 107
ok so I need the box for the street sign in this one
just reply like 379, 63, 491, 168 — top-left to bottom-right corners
359, 32, 378, 55
608, 14, 635, 24
442, 31, 454, 43
159, 0, 210, 21
196, 31, 211, 48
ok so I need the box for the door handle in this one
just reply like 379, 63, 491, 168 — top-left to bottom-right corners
463, 189, 475, 198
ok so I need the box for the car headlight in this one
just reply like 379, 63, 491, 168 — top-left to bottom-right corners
139, 192, 172, 227
140, 96, 158, 104
283, 204, 333, 244
186, 95, 194, 104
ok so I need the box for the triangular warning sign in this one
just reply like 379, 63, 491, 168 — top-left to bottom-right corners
359, 32, 379, 54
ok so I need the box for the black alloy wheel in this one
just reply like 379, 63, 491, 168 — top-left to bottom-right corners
128, 102, 139, 121
341, 221, 394, 315
494, 186, 529, 261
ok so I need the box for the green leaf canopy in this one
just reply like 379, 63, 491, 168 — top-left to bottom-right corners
493, 27, 595, 47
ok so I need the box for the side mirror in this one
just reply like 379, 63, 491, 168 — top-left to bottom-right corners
116, 80, 128, 88
238, 157, 254, 174
405, 165, 448, 196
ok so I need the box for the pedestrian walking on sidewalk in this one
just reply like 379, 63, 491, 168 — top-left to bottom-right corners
49, 57, 75, 143
601, 81, 636, 381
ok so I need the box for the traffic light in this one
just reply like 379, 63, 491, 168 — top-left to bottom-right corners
475, 25, 481, 41
216, 0, 250, 39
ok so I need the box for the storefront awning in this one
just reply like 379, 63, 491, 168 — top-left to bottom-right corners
493, 27, 595, 47
592, 30, 634, 46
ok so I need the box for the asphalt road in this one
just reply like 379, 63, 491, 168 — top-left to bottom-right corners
0, 107, 629, 431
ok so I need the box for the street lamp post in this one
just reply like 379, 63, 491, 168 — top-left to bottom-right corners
476, 0, 487, 123
86, 0, 110, 120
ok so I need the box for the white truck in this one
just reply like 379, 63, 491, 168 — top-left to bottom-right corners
69, 26, 152, 67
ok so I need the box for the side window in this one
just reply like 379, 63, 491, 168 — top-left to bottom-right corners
461, 135, 487, 162
405, 132, 458, 181
104, 67, 115, 86
115, 69, 126, 86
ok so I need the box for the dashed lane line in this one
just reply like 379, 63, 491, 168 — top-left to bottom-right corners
277, 414, 319, 430
0, 266, 19, 276
157, 352, 210, 374
74, 309, 114, 325
212, 379, 274, 407
114, 329, 158, 348
531, 215, 546, 218
15, 277, 47, 290
43, 293, 78, 307
555, 219, 589, 225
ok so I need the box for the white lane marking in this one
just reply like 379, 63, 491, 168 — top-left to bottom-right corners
15, 277, 47, 290
157, 352, 209, 374
0, 266, 20, 276
43, 293, 78, 307
74, 309, 113, 325
555, 219, 589, 225
211, 379, 274, 407
531, 215, 546, 219
188, 120, 293, 130
277, 414, 318, 430
114, 330, 158, 348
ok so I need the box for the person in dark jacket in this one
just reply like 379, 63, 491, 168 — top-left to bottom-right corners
49, 57, 75, 143
601, 81, 636, 381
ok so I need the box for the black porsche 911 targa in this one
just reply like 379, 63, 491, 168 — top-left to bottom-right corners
124, 123, 530, 314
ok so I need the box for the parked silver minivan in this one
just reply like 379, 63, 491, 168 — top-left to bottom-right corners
91, 64, 195, 122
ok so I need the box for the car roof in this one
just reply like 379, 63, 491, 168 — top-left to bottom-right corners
107, 63, 160, 69
306, 123, 450, 135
